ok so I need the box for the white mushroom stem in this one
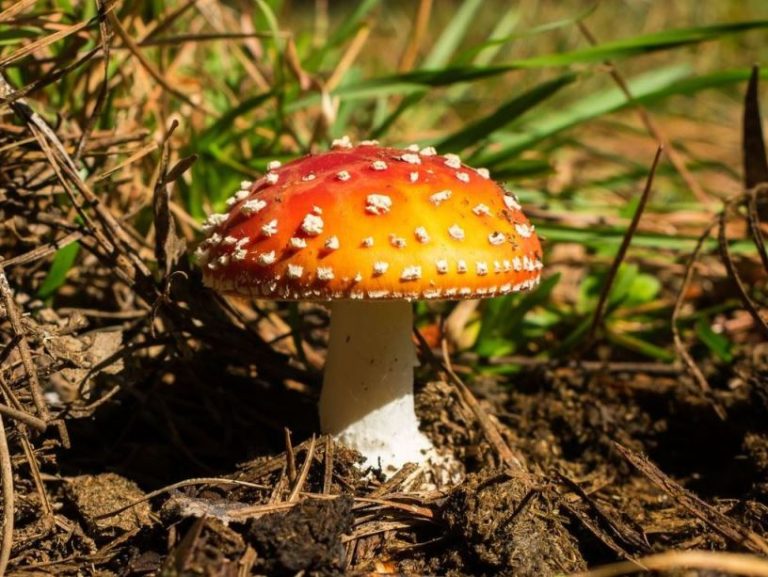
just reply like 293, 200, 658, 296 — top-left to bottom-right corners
319, 300, 434, 476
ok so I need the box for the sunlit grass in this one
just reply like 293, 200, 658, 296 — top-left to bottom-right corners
3, 0, 765, 368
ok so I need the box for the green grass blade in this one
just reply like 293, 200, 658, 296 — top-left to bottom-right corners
331, 19, 768, 100
197, 91, 275, 149
335, 65, 522, 95
474, 273, 560, 357
371, 91, 423, 139
508, 19, 768, 68
324, 0, 379, 51
537, 222, 756, 254
462, 2, 598, 58
254, 0, 280, 46
483, 67, 768, 166
695, 318, 734, 363
436, 72, 576, 152
369, 0, 484, 137
37, 242, 80, 299
458, 8, 521, 67
606, 330, 677, 362
423, 0, 484, 69
478, 65, 691, 165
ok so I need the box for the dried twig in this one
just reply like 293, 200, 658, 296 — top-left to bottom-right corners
0, 46, 102, 109
0, 17, 101, 70
322, 435, 334, 495
284, 428, 297, 484
441, 339, 526, 472
369, 464, 418, 499
398, 0, 433, 72
719, 198, 768, 337
0, 402, 45, 432
0, 271, 48, 419
72, 0, 113, 163
0, 230, 83, 269
586, 146, 662, 345
615, 442, 768, 555
324, 24, 370, 93
94, 477, 270, 520
141, 0, 199, 43
136, 31, 283, 46
0, 75, 138, 268
0, 0, 37, 25
670, 219, 726, 418
570, 550, 768, 577
0, 372, 51, 515
0, 414, 12, 577
746, 185, 768, 271
485, 355, 682, 375
558, 473, 649, 559
17, 429, 51, 517
287, 434, 316, 502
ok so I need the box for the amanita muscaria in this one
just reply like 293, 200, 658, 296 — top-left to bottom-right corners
198, 137, 542, 476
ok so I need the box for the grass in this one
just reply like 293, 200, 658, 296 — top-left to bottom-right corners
2, 0, 765, 369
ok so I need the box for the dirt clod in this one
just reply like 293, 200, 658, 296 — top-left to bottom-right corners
246, 496, 354, 576
66, 473, 153, 537
442, 470, 586, 576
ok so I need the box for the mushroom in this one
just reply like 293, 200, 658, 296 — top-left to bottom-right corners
199, 141, 542, 477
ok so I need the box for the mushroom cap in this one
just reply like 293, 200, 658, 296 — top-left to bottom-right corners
199, 142, 542, 300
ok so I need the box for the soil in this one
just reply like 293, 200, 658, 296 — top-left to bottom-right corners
3, 288, 768, 576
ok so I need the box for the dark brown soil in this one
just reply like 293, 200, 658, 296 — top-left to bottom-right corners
4, 301, 768, 576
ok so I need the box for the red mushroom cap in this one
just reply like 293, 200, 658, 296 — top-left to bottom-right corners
198, 141, 542, 300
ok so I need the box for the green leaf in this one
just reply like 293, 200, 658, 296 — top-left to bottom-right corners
624, 272, 661, 307
607, 264, 638, 309
371, 91, 425, 139
577, 272, 602, 315
553, 316, 593, 356
577, 264, 660, 317
335, 65, 526, 95
369, 0, 483, 137
492, 158, 553, 180
254, 0, 280, 44
38, 242, 80, 299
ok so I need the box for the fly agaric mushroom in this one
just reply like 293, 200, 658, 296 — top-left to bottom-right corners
198, 139, 542, 476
